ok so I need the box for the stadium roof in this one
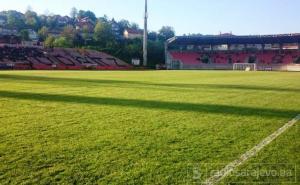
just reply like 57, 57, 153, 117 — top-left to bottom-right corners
167, 34, 300, 45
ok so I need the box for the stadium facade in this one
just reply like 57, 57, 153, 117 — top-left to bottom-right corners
165, 34, 300, 71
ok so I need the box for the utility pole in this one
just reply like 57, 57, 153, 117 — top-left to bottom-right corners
143, 0, 148, 66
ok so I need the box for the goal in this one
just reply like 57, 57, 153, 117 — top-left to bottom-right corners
233, 63, 257, 71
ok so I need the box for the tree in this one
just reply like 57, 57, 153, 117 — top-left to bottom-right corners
98, 15, 108, 24
53, 37, 73, 48
118, 19, 130, 34
70, 7, 78, 19
73, 33, 85, 47
7, 11, 25, 29
148, 40, 165, 66
148, 31, 158, 41
77, 10, 85, 19
44, 36, 55, 48
82, 25, 91, 45
25, 10, 40, 30
46, 16, 58, 29
118, 19, 130, 28
20, 29, 30, 41
77, 10, 96, 22
85, 11, 97, 22
62, 25, 75, 40
159, 26, 175, 40
60, 25, 76, 47
119, 40, 143, 63
38, 26, 49, 41
38, 15, 48, 28
0, 9, 169, 67
94, 21, 114, 47
130, 22, 140, 30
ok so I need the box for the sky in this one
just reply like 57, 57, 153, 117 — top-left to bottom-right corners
0, 0, 299, 36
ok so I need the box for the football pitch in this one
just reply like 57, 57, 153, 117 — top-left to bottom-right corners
0, 70, 299, 184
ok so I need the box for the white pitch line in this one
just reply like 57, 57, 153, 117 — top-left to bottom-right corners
203, 114, 300, 185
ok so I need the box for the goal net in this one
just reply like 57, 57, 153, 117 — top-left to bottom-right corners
233, 63, 257, 71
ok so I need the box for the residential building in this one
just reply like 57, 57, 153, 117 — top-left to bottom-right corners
123, 28, 143, 39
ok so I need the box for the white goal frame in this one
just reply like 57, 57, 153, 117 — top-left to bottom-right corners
233, 63, 257, 71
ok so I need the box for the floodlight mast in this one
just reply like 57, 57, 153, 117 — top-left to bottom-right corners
143, 0, 148, 66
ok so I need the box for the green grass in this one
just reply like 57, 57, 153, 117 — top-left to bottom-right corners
0, 70, 299, 184
221, 122, 299, 184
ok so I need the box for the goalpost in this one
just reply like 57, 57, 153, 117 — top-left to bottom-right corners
233, 63, 257, 71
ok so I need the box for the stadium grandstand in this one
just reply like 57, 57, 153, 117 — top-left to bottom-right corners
0, 35, 20, 45
165, 33, 300, 71
0, 45, 132, 70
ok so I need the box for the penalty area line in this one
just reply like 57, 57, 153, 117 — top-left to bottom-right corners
203, 114, 300, 185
